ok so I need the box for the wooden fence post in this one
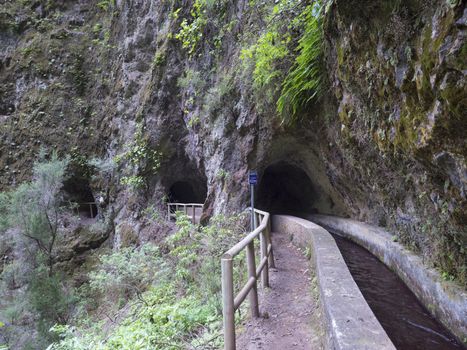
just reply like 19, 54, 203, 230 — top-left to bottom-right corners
266, 218, 275, 268
260, 230, 269, 288
222, 257, 235, 350
246, 241, 260, 318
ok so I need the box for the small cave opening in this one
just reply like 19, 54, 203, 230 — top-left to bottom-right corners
168, 180, 207, 204
62, 177, 98, 219
257, 161, 319, 215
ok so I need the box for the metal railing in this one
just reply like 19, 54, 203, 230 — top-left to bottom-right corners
167, 203, 204, 224
221, 208, 275, 350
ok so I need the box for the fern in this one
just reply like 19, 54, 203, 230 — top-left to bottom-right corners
277, 2, 324, 124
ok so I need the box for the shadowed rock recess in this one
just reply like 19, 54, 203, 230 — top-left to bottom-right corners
0, 0, 465, 347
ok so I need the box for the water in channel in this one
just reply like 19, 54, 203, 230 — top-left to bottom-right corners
331, 233, 466, 350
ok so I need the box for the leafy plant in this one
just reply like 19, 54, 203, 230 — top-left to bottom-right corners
202, 71, 235, 119
277, 2, 324, 123
241, 30, 290, 91
216, 168, 230, 181
115, 138, 161, 173
187, 115, 200, 127
88, 244, 166, 301
96, 0, 115, 11
29, 266, 76, 338
142, 205, 163, 223
120, 175, 145, 189
175, 0, 207, 57
114, 131, 162, 190
152, 52, 166, 67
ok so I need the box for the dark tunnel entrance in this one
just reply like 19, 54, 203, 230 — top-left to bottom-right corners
168, 180, 207, 203
257, 162, 319, 215
63, 177, 98, 218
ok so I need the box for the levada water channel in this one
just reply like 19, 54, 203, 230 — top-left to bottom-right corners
332, 233, 465, 350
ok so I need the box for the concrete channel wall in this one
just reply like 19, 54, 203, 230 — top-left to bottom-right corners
309, 214, 467, 343
272, 215, 396, 350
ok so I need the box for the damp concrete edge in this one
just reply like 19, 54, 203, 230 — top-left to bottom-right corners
309, 214, 467, 344
272, 215, 396, 350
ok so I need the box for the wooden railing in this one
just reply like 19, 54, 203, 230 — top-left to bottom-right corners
221, 208, 275, 350
167, 203, 204, 224
70, 201, 98, 218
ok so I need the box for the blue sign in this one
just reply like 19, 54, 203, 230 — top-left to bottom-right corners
249, 170, 258, 185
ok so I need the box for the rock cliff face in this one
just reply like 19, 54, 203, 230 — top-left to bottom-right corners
0, 0, 465, 284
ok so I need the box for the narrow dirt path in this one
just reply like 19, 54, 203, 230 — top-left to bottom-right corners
236, 232, 323, 350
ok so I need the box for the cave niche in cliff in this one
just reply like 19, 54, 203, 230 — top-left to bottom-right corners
63, 177, 98, 218
168, 180, 207, 204
257, 161, 319, 215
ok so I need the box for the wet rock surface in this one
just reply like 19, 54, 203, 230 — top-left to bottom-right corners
0, 0, 465, 284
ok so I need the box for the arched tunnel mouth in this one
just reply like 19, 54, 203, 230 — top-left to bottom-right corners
257, 161, 319, 215
63, 177, 98, 218
168, 180, 207, 204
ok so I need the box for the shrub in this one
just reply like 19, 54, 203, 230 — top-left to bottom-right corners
88, 244, 166, 301
48, 213, 248, 349
0, 152, 73, 347
7, 152, 69, 273
29, 266, 76, 338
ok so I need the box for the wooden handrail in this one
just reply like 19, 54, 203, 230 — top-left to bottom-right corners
167, 202, 204, 224
70, 201, 98, 218
221, 208, 275, 350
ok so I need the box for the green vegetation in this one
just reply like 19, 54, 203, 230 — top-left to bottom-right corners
400, 198, 467, 286
0, 152, 74, 347
152, 51, 166, 67
6, 152, 69, 274
0, 149, 248, 349
216, 168, 230, 181
115, 131, 162, 190
177, 68, 206, 93
86, 244, 165, 308
202, 71, 235, 120
239, 0, 324, 122
48, 213, 248, 349
175, 0, 208, 57
70, 53, 87, 96
120, 175, 145, 189
239, 1, 294, 112
241, 30, 290, 92
96, 0, 116, 11
277, 2, 324, 123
